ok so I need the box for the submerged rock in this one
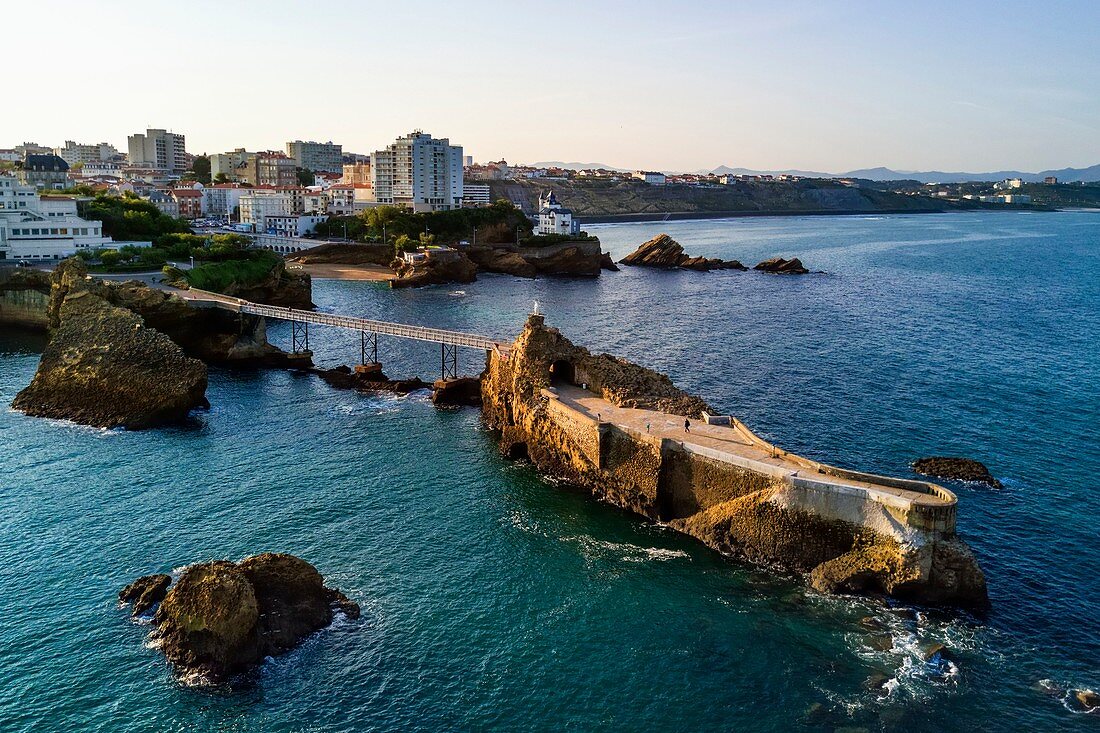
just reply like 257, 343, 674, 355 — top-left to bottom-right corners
754, 257, 809, 274
913, 456, 1002, 487
129, 553, 357, 685
619, 234, 745, 271
119, 574, 171, 616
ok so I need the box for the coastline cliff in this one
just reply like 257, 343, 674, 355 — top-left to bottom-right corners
481, 315, 988, 609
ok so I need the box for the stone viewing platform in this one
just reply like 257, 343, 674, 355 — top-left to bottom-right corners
481, 313, 987, 609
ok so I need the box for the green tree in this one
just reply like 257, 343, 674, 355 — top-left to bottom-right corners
296, 167, 314, 186
214, 172, 229, 184
188, 155, 212, 185
99, 250, 122, 267
393, 234, 413, 255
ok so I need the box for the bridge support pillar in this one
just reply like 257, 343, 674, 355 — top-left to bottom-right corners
361, 331, 378, 365
441, 343, 458, 380
292, 320, 309, 354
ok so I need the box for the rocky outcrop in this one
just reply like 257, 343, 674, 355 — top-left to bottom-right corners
619, 234, 746, 271
480, 316, 988, 609
466, 248, 537, 278
12, 282, 208, 429
390, 250, 478, 289
754, 257, 809, 274
125, 553, 358, 685
466, 241, 606, 279
600, 252, 620, 271
432, 377, 482, 407
229, 259, 313, 308
913, 456, 1002, 487
119, 574, 171, 616
313, 364, 430, 395
0, 267, 52, 330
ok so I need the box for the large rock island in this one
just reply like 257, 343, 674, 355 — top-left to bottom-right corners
121, 553, 358, 685
481, 315, 988, 609
620, 234, 746, 271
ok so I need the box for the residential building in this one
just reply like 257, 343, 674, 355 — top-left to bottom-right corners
287, 141, 343, 173
238, 153, 297, 187
127, 128, 187, 172
145, 190, 180, 218
326, 184, 356, 215
0, 175, 131, 260
210, 148, 253, 180
1044, 176, 1058, 185
303, 191, 329, 214
78, 161, 126, 178
462, 183, 491, 207
16, 154, 70, 189
54, 141, 121, 167
263, 214, 328, 238
0, 149, 20, 162
240, 192, 294, 231
14, 143, 51, 157
341, 162, 372, 186
632, 170, 666, 185
371, 130, 463, 212
203, 183, 251, 220
536, 191, 580, 236
170, 188, 204, 219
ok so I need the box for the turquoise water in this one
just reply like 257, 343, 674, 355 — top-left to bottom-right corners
1, 211, 1098, 731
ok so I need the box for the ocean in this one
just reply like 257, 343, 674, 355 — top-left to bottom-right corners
1, 210, 1097, 731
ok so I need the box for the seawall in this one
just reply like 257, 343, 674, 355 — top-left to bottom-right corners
481, 315, 988, 609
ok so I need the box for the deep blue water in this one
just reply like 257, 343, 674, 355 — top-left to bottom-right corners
1, 210, 1098, 731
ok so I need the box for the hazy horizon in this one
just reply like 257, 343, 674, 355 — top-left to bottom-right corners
5, 0, 1099, 172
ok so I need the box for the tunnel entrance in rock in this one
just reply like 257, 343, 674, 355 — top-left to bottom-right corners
549, 359, 577, 386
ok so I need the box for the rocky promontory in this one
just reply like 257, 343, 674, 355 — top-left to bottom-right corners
480, 315, 988, 609
913, 456, 1002, 488
390, 249, 478, 289
121, 553, 358, 685
619, 234, 747, 271
12, 268, 208, 429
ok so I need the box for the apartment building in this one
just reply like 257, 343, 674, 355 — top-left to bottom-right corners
371, 131, 463, 212
287, 140, 343, 173
54, 141, 121, 167
238, 153, 297, 187
127, 128, 187, 172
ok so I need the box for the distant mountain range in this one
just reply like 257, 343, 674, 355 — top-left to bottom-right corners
526, 160, 1100, 183
708, 164, 1100, 184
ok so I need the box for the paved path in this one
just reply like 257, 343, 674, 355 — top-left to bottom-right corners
553, 384, 949, 506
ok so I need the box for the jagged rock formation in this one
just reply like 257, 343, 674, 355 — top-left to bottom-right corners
619, 234, 746, 271
754, 257, 809, 274
390, 250, 478, 289
12, 283, 208, 429
313, 364, 430, 394
465, 241, 606, 279
481, 316, 988, 609
913, 456, 1002, 488
467, 248, 537, 278
119, 574, 171, 616
600, 252, 620, 271
122, 553, 358, 685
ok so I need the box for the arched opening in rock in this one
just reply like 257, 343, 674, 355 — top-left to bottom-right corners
549, 359, 576, 387
507, 441, 528, 460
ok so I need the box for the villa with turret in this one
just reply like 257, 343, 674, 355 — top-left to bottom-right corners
536, 191, 580, 236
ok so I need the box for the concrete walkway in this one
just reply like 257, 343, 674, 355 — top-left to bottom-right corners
553, 383, 950, 507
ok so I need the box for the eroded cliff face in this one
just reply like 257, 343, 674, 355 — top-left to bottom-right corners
0, 267, 51, 330
481, 316, 988, 609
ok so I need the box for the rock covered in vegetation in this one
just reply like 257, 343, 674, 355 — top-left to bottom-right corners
619, 234, 745, 271
912, 456, 1002, 488
754, 257, 809, 274
125, 553, 358, 685
389, 250, 478, 289
12, 275, 208, 429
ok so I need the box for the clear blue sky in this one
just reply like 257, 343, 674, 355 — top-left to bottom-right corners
6, 0, 1099, 172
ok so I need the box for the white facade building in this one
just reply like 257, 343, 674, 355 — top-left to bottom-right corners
54, 141, 121, 167
127, 128, 187, 172
462, 183, 491, 207
371, 131, 463, 212
264, 214, 328, 238
0, 176, 136, 260
240, 192, 294, 231
632, 170, 666, 185
536, 191, 580, 236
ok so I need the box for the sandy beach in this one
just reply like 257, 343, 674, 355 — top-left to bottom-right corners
291, 263, 393, 281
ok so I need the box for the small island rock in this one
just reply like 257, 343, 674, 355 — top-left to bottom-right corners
754, 257, 809, 274
128, 553, 357, 685
912, 456, 1002, 488
620, 234, 745, 271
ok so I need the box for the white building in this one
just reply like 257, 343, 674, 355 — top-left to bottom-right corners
632, 170, 666, 185
127, 128, 187, 172
54, 141, 121, 167
462, 183, 491, 207
0, 176, 138, 261
536, 191, 580, 236
240, 192, 294, 231
371, 130, 463, 212
264, 214, 328, 238
286, 141, 343, 173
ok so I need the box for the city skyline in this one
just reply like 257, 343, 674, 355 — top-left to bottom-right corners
4, 1, 1100, 172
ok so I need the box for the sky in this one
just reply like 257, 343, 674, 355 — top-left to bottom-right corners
5, 0, 1100, 173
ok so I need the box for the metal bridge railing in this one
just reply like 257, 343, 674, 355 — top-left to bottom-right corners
188, 289, 508, 351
